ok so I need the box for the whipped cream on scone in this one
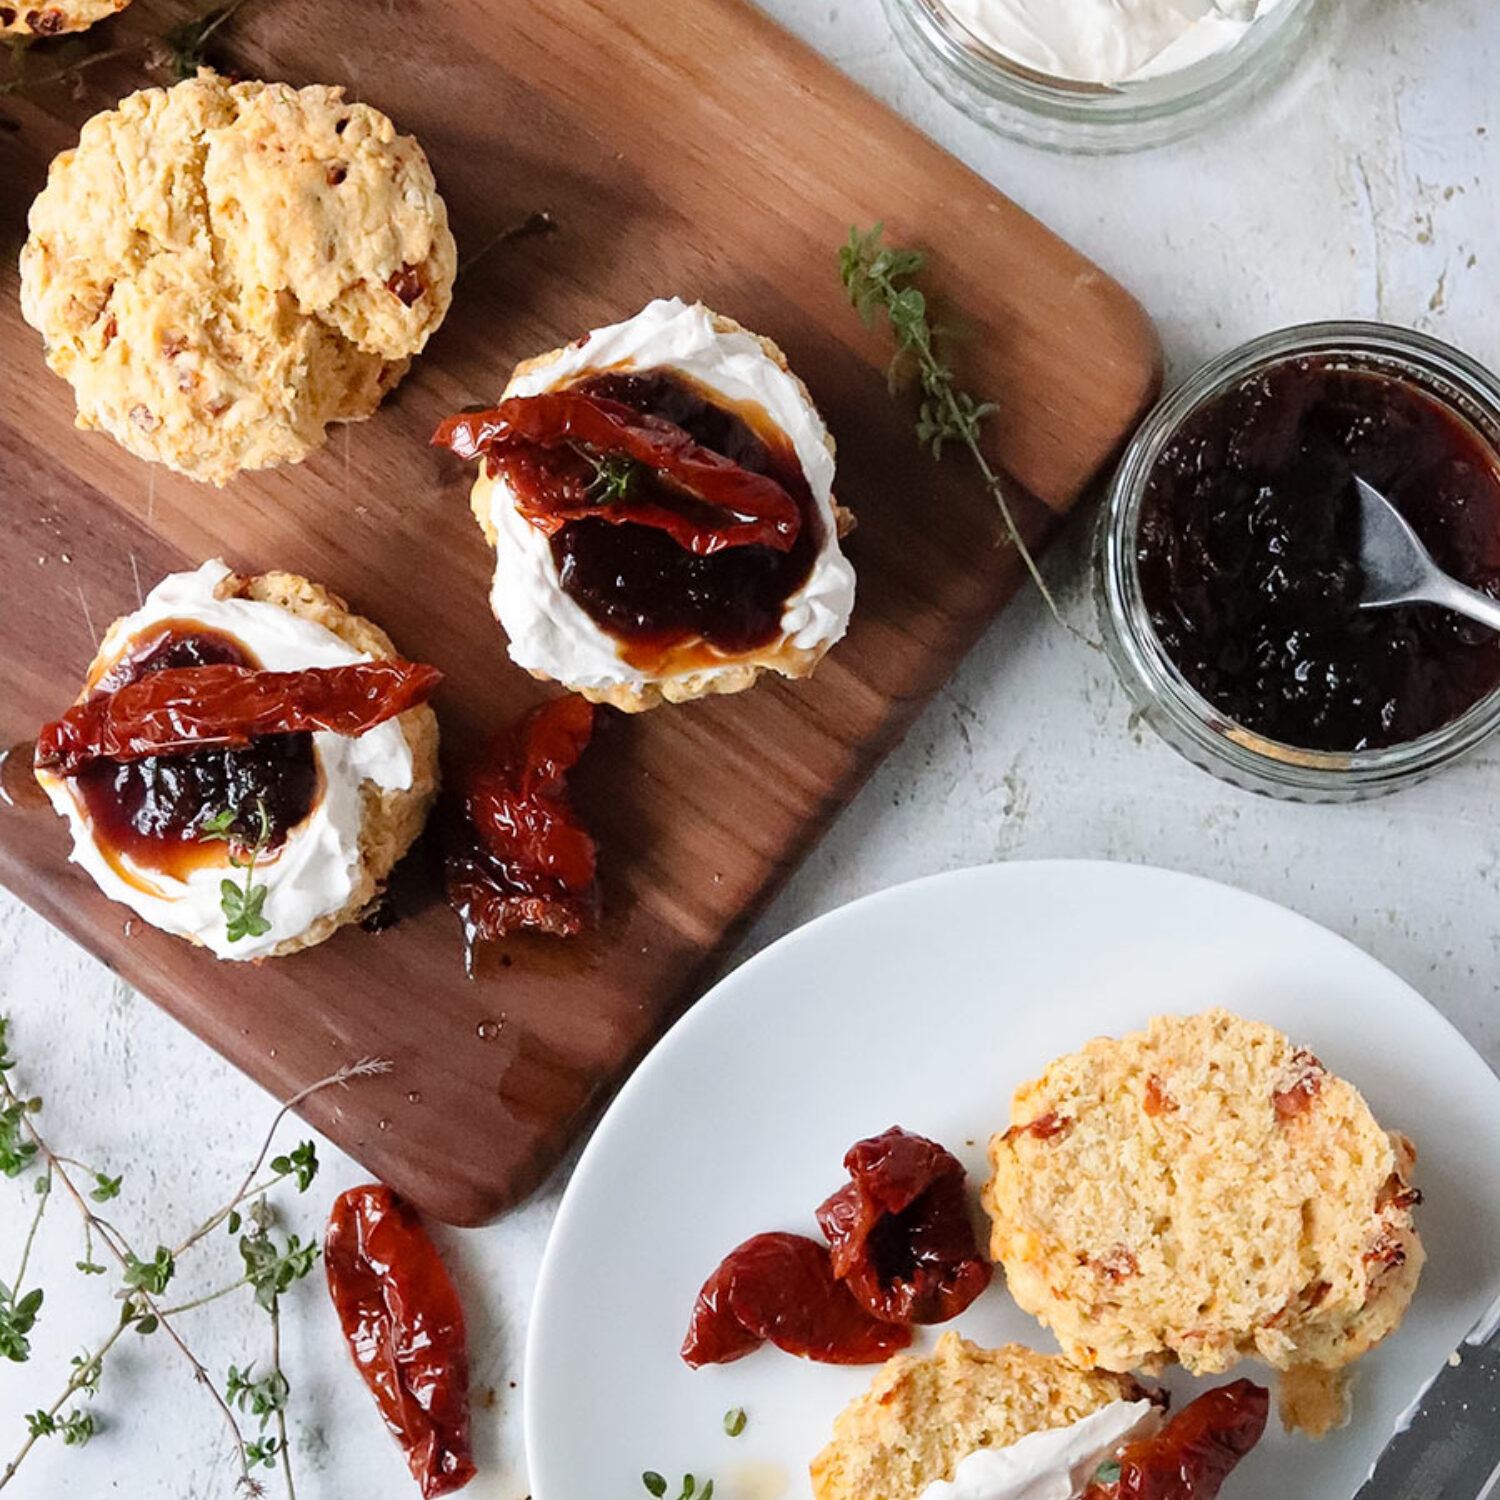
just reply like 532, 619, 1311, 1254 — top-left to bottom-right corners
468, 297, 856, 710
811, 1333, 1154, 1500
37, 561, 425, 961
915, 1399, 1160, 1500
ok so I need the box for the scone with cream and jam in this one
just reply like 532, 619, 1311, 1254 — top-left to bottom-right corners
34, 561, 440, 960
811, 1332, 1267, 1500
984, 1010, 1424, 1436
20, 72, 455, 484
435, 297, 855, 711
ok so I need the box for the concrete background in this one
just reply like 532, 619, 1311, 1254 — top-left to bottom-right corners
1, 0, 1496, 1494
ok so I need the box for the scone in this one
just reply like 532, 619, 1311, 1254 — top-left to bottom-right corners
435, 297, 856, 711
811, 1333, 1155, 1500
984, 1010, 1423, 1433
19, 71, 456, 484
1, 0, 129, 36
34, 560, 440, 960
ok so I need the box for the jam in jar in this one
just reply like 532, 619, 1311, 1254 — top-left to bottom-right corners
1137, 358, 1500, 752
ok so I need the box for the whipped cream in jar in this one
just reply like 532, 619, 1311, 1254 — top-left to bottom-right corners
883, 0, 1320, 152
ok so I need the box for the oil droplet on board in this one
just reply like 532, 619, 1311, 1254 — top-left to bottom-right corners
377, 1118, 391, 1131
406, 1090, 423, 1105
476, 1018, 506, 1041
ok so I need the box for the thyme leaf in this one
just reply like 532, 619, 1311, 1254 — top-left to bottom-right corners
203, 798, 273, 943
576, 447, 641, 506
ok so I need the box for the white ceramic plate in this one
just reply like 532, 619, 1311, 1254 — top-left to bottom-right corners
526, 862, 1500, 1500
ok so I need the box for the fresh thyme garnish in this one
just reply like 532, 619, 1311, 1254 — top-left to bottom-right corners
201, 799, 273, 943
838, 223, 1062, 623
0, 1014, 391, 1495
159, 0, 257, 79
576, 447, 641, 506
227, 1362, 291, 1469
723, 1406, 747, 1437
642, 1475, 712, 1500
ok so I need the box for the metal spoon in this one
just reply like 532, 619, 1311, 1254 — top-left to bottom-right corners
1355, 475, 1500, 632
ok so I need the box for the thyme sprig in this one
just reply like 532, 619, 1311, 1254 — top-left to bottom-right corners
201, 799, 273, 943
838, 223, 1062, 623
576, 447, 641, 506
158, 0, 257, 78
0, 1016, 391, 1496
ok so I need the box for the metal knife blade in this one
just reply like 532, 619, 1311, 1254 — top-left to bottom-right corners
1353, 1295, 1500, 1499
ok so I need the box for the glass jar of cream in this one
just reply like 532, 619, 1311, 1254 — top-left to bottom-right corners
882, 0, 1322, 153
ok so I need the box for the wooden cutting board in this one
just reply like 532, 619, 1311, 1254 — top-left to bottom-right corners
0, 0, 1160, 1225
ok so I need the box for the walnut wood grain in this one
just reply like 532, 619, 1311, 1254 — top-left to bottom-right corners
0, 0, 1160, 1223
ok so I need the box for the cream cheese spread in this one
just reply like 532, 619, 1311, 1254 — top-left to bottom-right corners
914, 1400, 1162, 1500
37, 561, 414, 961
939, 0, 1288, 85
482, 297, 855, 695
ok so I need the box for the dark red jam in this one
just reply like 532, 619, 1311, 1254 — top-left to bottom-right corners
542, 370, 821, 671
1137, 360, 1500, 752
73, 623, 318, 880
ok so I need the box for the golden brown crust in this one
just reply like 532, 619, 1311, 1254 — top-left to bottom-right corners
19, 72, 455, 484
983, 1010, 1424, 1429
811, 1333, 1150, 1500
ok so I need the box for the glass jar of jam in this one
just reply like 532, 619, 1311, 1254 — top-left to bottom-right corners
1098, 323, 1500, 801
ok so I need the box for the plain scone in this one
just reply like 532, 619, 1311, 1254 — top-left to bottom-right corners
810, 1332, 1149, 1500
984, 1009, 1423, 1435
19, 71, 456, 484
71, 569, 440, 959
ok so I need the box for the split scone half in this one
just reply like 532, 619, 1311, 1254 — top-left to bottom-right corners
811, 1332, 1157, 1500
452, 297, 856, 711
984, 1009, 1424, 1435
19, 71, 455, 484
35, 560, 439, 960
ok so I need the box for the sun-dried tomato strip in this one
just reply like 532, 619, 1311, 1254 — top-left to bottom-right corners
1078, 1380, 1269, 1500
432, 390, 801, 555
325, 1186, 476, 1498
445, 696, 598, 953
681, 1232, 913, 1369
36, 661, 442, 776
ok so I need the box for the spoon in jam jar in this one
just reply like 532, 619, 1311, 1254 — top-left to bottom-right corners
1356, 476, 1500, 632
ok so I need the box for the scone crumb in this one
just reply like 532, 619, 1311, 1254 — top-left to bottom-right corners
1278, 1362, 1351, 1438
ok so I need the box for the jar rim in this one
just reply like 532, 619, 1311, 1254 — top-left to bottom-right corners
1098, 322, 1500, 799
883, 0, 1323, 153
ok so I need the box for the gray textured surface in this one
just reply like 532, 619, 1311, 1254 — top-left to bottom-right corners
1, 0, 1497, 1494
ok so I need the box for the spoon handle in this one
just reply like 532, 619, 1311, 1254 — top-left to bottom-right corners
1427, 574, 1500, 635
